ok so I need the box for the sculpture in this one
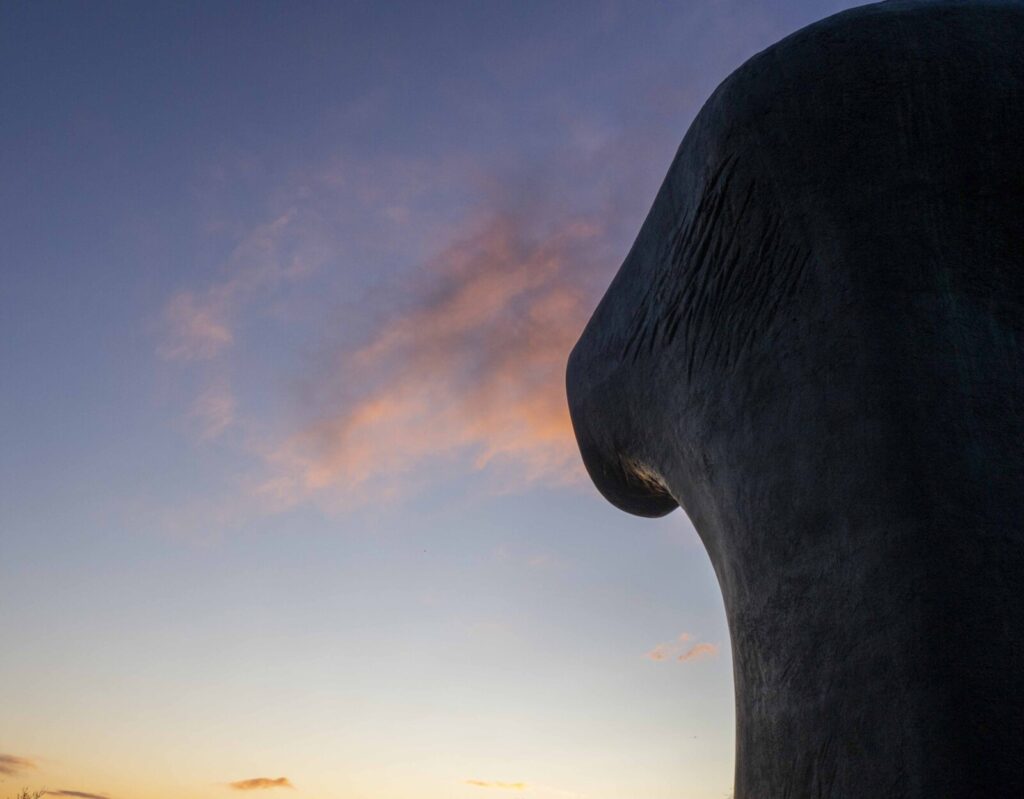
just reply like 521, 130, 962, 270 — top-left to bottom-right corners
566, 1, 1024, 796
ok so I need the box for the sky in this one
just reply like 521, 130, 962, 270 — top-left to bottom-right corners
1, 2, 862, 798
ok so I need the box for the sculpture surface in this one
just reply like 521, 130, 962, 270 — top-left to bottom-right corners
566, 1, 1024, 796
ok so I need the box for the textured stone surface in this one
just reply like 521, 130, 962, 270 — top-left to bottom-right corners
566, 1, 1024, 796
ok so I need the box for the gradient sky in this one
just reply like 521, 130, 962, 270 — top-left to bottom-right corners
2, 2, 862, 798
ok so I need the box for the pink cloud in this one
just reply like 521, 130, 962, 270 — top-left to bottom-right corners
155, 144, 642, 525
646, 633, 717, 663
254, 212, 602, 509
646, 632, 692, 661
678, 642, 718, 662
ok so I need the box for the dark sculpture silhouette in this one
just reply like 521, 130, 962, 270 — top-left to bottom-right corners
566, 1, 1024, 796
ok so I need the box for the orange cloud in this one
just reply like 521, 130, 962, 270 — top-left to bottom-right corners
255, 213, 602, 509
646, 633, 717, 663
678, 642, 718, 662
0, 753, 36, 776
646, 632, 692, 660
228, 777, 294, 791
45, 790, 110, 799
465, 780, 528, 790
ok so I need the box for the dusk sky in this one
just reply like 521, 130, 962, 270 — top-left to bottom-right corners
2, 2, 860, 798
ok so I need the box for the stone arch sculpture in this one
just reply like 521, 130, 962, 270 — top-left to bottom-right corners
566, 1, 1024, 796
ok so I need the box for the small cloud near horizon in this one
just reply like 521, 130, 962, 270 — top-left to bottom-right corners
678, 641, 718, 662
228, 777, 294, 790
646, 633, 718, 663
0, 754, 36, 776
646, 632, 692, 661
465, 780, 528, 791
45, 790, 110, 799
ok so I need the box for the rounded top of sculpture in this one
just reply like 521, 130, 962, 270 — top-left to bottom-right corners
567, 0, 1024, 519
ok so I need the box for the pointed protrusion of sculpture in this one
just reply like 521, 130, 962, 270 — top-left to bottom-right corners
567, 2, 1024, 796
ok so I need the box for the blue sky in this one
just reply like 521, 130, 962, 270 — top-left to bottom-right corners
2, 2, 860, 797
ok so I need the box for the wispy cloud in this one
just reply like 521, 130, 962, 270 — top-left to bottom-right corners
646, 633, 718, 663
465, 780, 528, 791
156, 127, 650, 525
228, 777, 294, 791
678, 642, 718, 662
45, 790, 110, 799
646, 632, 692, 661
465, 782, 585, 799
158, 209, 323, 362
253, 211, 602, 510
190, 380, 237, 440
159, 289, 234, 361
0, 754, 36, 776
